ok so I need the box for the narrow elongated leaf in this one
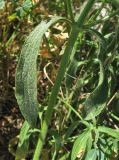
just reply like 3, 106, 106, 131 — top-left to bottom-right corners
71, 129, 91, 160
98, 126, 119, 140
84, 59, 108, 120
15, 17, 68, 127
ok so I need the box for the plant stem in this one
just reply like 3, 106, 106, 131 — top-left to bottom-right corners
84, 8, 119, 27
77, 0, 95, 27
33, 0, 96, 159
66, 0, 75, 22
33, 25, 79, 160
59, 97, 83, 120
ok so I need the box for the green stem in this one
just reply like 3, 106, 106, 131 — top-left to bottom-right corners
66, 0, 75, 22
64, 0, 68, 19
59, 97, 83, 120
84, 8, 119, 28
33, 25, 79, 160
33, 0, 96, 159
109, 112, 119, 122
77, 0, 95, 27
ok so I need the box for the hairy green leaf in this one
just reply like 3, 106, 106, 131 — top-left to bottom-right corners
15, 16, 68, 127
84, 59, 108, 120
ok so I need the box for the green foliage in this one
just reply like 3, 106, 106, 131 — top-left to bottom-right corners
16, 0, 33, 18
15, 121, 30, 160
13, 0, 119, 159
98, 126, 119, 140
84, 59, 108, 120
71, 129, 92, 160
15, 17, 67, 127
85, 149, 97, 160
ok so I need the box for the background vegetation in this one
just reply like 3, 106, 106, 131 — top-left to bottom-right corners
0, 0, 119, 159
